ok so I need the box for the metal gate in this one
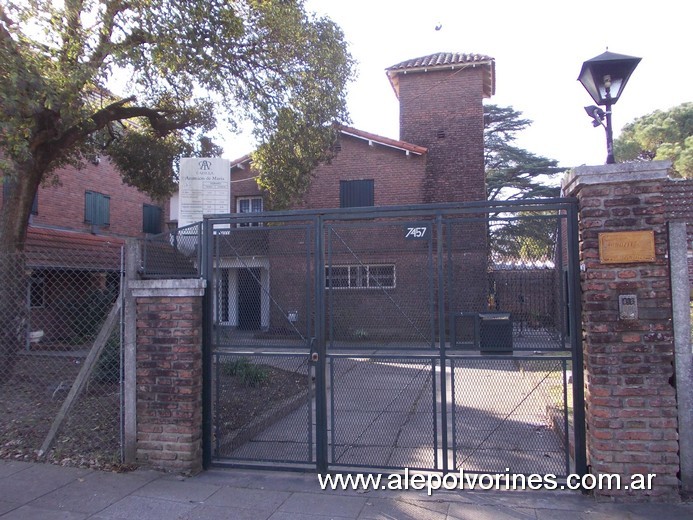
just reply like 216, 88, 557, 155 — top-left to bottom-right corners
202, 199, 586, 478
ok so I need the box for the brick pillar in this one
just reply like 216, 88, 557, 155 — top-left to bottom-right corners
563, 162, 679, 500
129, 279, 206, 474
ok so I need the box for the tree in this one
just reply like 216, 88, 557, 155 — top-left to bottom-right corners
484, 105, 564, 261
0, 0, 353, 382
0, 0, 354, 252
484, 104, 563, 202
614, 102, 693, 179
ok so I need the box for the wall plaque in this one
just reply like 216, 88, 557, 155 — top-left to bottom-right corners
598, 230, 655, 264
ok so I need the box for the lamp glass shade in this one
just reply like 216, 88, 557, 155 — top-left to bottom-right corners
578, 51, 641, 105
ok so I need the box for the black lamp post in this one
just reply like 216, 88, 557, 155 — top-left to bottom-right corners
578, 51, 641, 164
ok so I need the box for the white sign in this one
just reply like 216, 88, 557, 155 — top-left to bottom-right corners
178, 157, 230, 227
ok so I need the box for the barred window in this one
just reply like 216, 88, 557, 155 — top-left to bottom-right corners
325, 264, 395, 289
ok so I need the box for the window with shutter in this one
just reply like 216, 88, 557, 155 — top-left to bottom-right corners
143, 204, 163, 234
339, 179, 374, 208
85, 191, 110, 226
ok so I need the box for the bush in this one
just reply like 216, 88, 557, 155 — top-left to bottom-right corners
222, 357, 269, 387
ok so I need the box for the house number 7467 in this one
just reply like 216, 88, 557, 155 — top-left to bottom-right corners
405, 227, 428, 239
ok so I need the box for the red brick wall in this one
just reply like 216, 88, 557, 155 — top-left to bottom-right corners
397, 67, 487, 204
135, 294, 203, 473
576, 179, 679, 499
231, 135, 428, 210
1, 157, 166, 238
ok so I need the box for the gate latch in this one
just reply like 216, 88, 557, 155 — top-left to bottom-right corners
309, 337, 318, 363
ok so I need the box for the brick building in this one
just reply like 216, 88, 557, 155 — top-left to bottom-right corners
169, 52, 496, 336
0, 157, 167, 344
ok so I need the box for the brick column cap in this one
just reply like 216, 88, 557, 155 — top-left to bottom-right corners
561, 160, 672, 197
130, 278, 206, 297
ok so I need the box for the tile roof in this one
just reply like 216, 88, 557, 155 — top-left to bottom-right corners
386, 52, 495, 99
24, 226, 124, 270
228, 125, 428, 167
336, 125, 427, 155
387, 52, 494, 71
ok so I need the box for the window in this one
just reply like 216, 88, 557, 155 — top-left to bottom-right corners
30, 275, 44, 308
3, 181, 38, 214
142, 204, 163, 234
340, 179, 374, 208
237, 196, 263, 227
85, 191, 110, 226
325, 264, 395, 289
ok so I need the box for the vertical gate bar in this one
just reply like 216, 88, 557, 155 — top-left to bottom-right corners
327, 224, 334, 349
306, 225, 314, 463
563, 358, 570, 476
557, 211, 566, 348
330, 356, 336, 464
214, 353, 221, 458
431, 356, 438, 469
315, 215, 328, 473
436, 214, 449, 473
202, 218, 214, 468
450, 358, 457, 470
567, 201, 587, 476
428, 221, 436, 349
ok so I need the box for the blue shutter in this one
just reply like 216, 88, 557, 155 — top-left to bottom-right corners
340, 180, 374, 208
85, 191, 95, 223
85, 191, 110, 226
101, 195, 110, 226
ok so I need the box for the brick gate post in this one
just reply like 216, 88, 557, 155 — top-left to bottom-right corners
129, 279, 206, 474
563, 161, 680, 500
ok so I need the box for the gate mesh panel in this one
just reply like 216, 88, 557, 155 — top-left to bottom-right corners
0, 249, 123, 468
212, 225, 313, 349
450, 357, 569, 476
213, 353, 313, 463
329, 356, 437, 470
141, 222, 201, 278
326, 220, 435, 350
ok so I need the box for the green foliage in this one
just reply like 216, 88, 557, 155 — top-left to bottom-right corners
0, 0, 354, 249
614, 102, 693, 178
484, 105, 563, 202
484, 105, 563, 262
222, 357, 269, 387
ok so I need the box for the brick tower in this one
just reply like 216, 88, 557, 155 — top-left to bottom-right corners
386, 52, 495, 204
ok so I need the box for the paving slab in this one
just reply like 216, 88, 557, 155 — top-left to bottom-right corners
276, 492, 367, 518
89, 495, 197, 520
31, 467, 161, 514
0, 504, 89, 520
133, 478, 220, 503
0, 463, 90, 504
1, 463, 693, 520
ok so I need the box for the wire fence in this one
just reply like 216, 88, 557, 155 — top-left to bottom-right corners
0, 246, 125, 469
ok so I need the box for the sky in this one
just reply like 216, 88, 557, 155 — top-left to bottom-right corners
222, 0, 692, 169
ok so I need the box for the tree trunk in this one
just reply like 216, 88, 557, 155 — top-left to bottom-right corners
0, 160, 44, 385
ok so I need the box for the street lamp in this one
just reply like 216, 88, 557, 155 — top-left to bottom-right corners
578, 50, 641, 164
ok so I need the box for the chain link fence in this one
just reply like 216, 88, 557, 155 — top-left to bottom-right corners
0, 246, 124, 469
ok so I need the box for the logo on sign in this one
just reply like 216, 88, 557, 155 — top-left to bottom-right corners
198, 159, 212, 170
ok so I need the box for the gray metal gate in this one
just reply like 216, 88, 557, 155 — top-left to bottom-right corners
199, 199, 586, 477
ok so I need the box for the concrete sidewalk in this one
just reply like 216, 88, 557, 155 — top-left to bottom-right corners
1, 460, 692, 520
